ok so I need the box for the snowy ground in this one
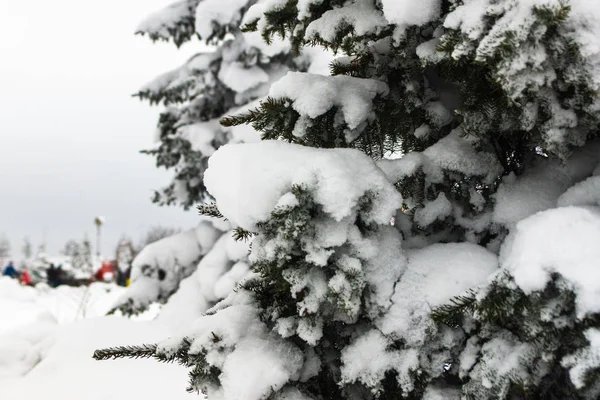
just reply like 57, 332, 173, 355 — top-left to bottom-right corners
0, 277, 195, 399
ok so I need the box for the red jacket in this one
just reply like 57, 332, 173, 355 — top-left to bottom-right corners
20, 271, 31, 286
95, 262, 116, 281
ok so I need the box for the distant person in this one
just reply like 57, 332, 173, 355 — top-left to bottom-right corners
47, 263, 58, 287
20, 269, 32, 286
117, 265, 131, 287
2, 261, 18, 279
125, 266, 132, 287
95, 261, 116, 283
55, 264, 65, 286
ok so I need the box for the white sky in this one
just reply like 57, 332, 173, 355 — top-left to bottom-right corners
0, 0, 202, 257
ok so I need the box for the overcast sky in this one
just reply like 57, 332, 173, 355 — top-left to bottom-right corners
0, 0, 202, 257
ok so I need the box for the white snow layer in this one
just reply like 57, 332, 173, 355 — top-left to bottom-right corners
493, 140, 600, 226
443, 0, 600, 99
378, 243, 498, 346
195, 0, 248, 39
376, 128, 502, 185
136, 0, 194, 37
0, 278, 188, 399
1, 317, 191, 400
158, 291, 305, 400
113, 221, 222, 312
562, 328, 600, 389
269, 72, 389, 130
414, 192, 453, 227
381, 0, 441, 29
304, 0, 387, 43
156, 233, 251, 330
500, 206, 600, 317
204, 141, 402, 231
557, 176, 600, 208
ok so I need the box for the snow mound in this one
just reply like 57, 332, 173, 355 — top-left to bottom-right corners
1, 318, 191, 399
0, 317, 57, 380
204, 141, 402, 231
378, 243, 498, 345
500, 206, 600, 317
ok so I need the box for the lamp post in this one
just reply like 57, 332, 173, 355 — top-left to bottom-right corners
94, 216, 105, 258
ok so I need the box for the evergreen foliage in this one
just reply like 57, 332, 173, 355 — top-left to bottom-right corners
136, 0, 324, 208
62, 236, 93, 272
98, 1, 600, 399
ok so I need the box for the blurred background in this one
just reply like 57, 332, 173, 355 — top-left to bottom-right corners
0, 0, 200, 256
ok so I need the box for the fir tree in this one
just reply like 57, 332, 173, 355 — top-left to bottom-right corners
63, 236, 93, 273
97, 1, 600, 399
136, 0, 328, 208
0, 234, 10, 258
22, 237, 32, 259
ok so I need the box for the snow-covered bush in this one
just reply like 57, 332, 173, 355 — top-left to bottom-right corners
111, 220, 223, 315
97, 1, 600, 399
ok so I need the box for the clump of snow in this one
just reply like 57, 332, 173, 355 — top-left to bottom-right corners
381, 0, 441, 28
493, 140, 600, 226
417, 39, 444, 64
557, 176, 600, 208
425, 101, 453, 128
562, 0, 600, 92
377, 243, 498, 346
467, 331, 535, 391
179, 120, 222, 155
218, 62, 270, 93
269, 72, 389, 131
499, 206, 600, 317
422, 129, 502, 184
113, 221, 223, 313
273, 387, 314, 400
340, 328, 421, 395
414, 192, 453, 227
376, 128, 502, 185
156, 232, 251, 330
138, 51, 219, 99
341, 329, 425, 395
443, 0, 600, 107
562, 328, 600, 388
340, 329, 402, 393
423, 385, 461, 400
414, 124, 432, 139
158, 291, 304, 400
204, 141, 402, 231
304, 0, 387, 44
195, 0, 248, 39
136, 0, 196, 38
458, 336, 481, 379
377, 153, 425, 183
